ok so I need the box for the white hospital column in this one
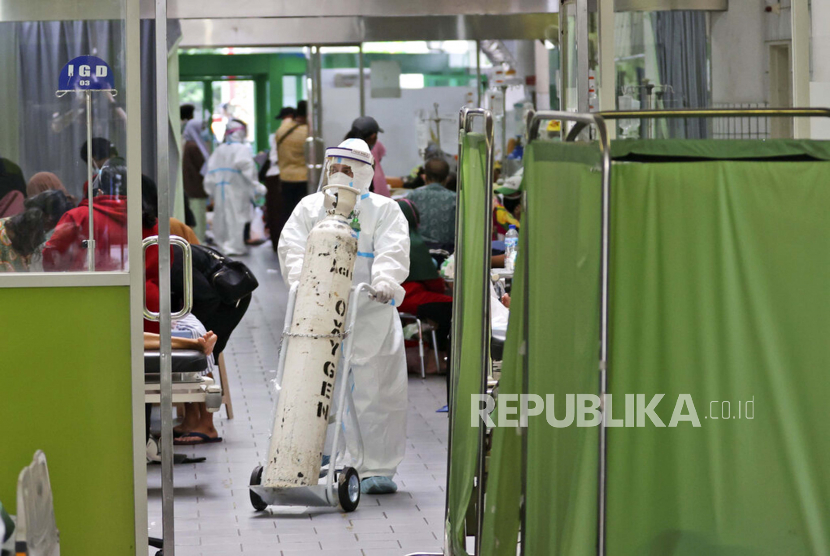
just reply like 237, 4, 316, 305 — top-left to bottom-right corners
812, 1, 830, 82
534, 40, 551, 110
810, 1, 830, 138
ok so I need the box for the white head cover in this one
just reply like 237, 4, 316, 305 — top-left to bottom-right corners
325, 138, 375, 192
224, 120, 247, 143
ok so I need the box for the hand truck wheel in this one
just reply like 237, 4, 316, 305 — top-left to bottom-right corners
249, 465, 268, 511
338, 467, 361, 512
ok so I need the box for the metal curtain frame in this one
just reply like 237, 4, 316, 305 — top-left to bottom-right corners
566, 108, 830, 140
305, 46, 326, 196
525, 110, 612, 556
440, 106, 494, 556
358, 43, 366, 117
524, 106, 830, 556
154, 0, 175, 554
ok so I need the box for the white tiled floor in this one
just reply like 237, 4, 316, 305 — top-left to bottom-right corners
148, 243, 448, 555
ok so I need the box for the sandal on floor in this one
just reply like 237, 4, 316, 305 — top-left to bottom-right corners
173, 432, 223, 445
146, 437, 208, 464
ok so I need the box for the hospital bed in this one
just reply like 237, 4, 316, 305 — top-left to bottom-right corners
143, 237, 222, 414
144, 350, 221, 411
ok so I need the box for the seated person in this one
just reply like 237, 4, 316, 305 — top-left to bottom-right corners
492, 195, 520, 240
172, 242, 252, 366
0, 191, 24, 218
0, 156, 26, 201
44, 162, 165, 335
492, 170, 522, 240
143, 179, 247, 444
169, 313, 224, 445
27, 172, 78, 207
79, 137, 118, 194
141, 173, 199, 245
143, 323, 218, 446
490, 281, 510, 344
0, 208, 46, 272
404, 166, 425, 190
502, 195, 522, 222
395, 199, 453, 357
406, 158, 456, 250
166, 218, 250, 445
43, 159, 130, 271
24, 190, 72, 244
444, 172, 457, 193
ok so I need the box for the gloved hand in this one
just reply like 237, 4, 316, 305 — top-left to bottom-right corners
372, 280, 396, 304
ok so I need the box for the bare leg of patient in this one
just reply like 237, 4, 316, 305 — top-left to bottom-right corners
174, 395, 220, 443
144, 331, 221, 441
143, 331, 218, 355
142, 331, 222, 443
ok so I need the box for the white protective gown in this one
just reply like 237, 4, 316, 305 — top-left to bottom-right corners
279, 190, 411, 479
203, 140, 265, 255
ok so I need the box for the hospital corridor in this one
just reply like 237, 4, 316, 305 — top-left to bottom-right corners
146, 246, 449, 555
3, 1, 830, 556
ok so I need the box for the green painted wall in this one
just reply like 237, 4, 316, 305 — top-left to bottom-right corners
179, 53, 307, 151
179, 52, 482, 150
0, 286, 134, 555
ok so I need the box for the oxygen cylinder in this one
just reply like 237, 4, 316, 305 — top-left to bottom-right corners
264, 185, 360, 488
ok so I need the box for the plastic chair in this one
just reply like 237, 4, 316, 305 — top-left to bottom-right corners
400, 312, 441, 379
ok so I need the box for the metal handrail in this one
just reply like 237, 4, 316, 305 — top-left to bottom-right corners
602, 107, 830, 119
524, 110, 612, 556
566, 107, 830, 140
142, 235, 193, 322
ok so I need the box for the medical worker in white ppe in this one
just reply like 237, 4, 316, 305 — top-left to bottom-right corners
204, 119, 266, 255
278, 138, 410, 494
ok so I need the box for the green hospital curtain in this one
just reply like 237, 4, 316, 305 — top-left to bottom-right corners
447, 131, 490, 555
482, 140, 604, 556
480, 180, 525, 556
606, 156, 830, 555
483, 138, 830, 555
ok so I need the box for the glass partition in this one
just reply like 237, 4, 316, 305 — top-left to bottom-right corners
614, 10, 711, 139
0, 7, 135, 274
211, 79, 258, 146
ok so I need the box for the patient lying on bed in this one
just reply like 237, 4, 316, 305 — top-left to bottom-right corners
143, 330, 217, 355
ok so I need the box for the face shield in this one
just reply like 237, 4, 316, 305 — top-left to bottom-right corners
224, 121, 247, 143
321, 140, 375, 193
92, 157, 127, 197
325, 159, 359, 188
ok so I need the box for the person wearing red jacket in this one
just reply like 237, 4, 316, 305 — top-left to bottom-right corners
42, 160, 164, 333
42, 194, 130, 271
395, 199, 453, 350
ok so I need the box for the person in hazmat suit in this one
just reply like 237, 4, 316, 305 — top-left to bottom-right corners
204, 119, 266, 255
278, 138, 410, 494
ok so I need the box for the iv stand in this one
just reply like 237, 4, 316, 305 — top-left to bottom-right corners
84, 91, 95, 271
419, 103, 454, 156
56, 86, 118, 271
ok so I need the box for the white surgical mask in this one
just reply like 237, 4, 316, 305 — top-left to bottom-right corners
328, 171, 354, 187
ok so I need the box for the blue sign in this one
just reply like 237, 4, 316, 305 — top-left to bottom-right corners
58, 56, 115, 92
